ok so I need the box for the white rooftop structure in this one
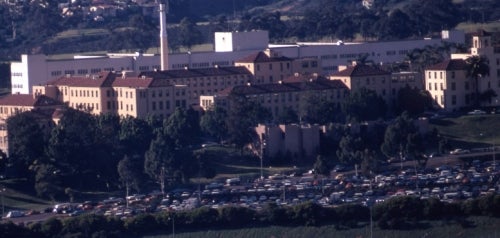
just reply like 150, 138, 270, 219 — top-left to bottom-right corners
10, 29, 465, 94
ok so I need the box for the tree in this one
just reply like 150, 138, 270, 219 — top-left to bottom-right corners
381, 112, 419, 160
178, 17, 203, 50
6, 111, 50, 176
164, 107, 200, 149
313, 155, 329, 176
119, 116, 153, 158
342, 88, 386, 122
118, 155, 142, 197
466, 55, 490, 107
336, 135, 363, 165
32, 163, 62, 200
200, 106, 228, 142
276, 106, 299, 124
396, 86, 433, 116
299, 91, 341, 124
46, 108, 98, 190
226, 94, 271, 150
144, 135, 175, 195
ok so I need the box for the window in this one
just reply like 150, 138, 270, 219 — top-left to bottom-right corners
428, 83, 432, 90
451, 72, 455, 79
152, 102, 156, 110
440, 83, 443, 90
452, 95, 457, 105
269, 64, 272, 70
440, 72, 443, 79
465, 82, 470, 90
451, 82, 456, 90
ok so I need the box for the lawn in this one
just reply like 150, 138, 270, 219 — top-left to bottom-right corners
0, 179, 52, 214
430, 114, 500, 148
144, 216, 500, 238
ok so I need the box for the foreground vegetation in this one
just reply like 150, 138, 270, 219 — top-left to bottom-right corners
145, 216, 500, 238
1, 195, 499, 237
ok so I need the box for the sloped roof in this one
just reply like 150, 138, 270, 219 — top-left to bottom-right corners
283, 73, 330, 83
0, 94, 63, 107
112, 76, 154, 88
139, 66, 252, 80
471, 29, 491, 37
330, 64, 390, 77
46, 71, 117, 87
217, 80, 348, 97
236, 51, 293, 63
426, 59, 467, 71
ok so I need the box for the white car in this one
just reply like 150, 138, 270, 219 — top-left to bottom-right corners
450, 149, 470, 155
468, 109, 486, 115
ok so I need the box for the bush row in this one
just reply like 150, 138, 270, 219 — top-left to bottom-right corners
1, 195, 499, 237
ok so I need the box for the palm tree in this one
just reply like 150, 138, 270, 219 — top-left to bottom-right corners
466, 55, 490, 107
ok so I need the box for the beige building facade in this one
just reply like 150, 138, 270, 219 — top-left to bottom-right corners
32, 66, 253, 119
329, 64, 422, 109
200, 74, 349, 119
255, 123, 322, 160
425, 30, 500, 111
235, 49, 321, 84
0, 94, 63, 155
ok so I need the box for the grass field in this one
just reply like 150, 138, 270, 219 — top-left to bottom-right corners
0, 179, 52, 215
456, 21, 500, 33
430, 114, 500, 148
144, 216, 500, 238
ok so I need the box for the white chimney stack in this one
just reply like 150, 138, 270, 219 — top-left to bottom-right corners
159, 3, 169, 71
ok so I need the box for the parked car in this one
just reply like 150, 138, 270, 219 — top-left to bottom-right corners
450, 149, 470, 155
4, 210, 24, 218
468, 109, 486, 115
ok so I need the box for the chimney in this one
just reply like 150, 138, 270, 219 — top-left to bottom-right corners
159, 3, 169, 70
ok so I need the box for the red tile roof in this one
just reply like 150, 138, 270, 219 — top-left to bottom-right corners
330, 65, 390, 77
112, 76, 155, 88
139, 66, 252, 80
217, 80, 348, 97
236, 51, 293, 63
426, 59, 467, 71
0, 94, 63, 107
46, 71, 117, 87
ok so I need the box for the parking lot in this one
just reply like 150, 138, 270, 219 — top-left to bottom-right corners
3, 153, 499, 224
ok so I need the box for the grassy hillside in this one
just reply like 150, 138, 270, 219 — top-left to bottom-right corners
144, 216, 500, 238
430, 114, 500, 148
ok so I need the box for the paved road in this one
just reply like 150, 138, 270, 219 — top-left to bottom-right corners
1, 212, 74, 225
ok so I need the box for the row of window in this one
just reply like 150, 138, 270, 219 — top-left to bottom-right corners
428, 71, 456, 80
0, 107, 27, 114
71, 89, 100, 98
255, 62, 291, 72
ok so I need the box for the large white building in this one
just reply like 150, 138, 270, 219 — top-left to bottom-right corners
9, 6, 465, 95
425, 30, 500, 111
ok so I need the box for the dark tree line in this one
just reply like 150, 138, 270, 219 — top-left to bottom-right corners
1, 194, 499, 237
5, 107, 201, 199
2, 0, 497, 61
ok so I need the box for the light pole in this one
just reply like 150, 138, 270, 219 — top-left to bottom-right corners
169, 213, 175, 238
1, 187, 5, 217
260, 140, 265, 180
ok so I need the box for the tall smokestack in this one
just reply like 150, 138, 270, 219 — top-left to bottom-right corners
159, 3, 169, 70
